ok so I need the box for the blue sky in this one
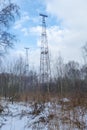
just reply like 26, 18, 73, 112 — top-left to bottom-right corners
6, 0, 87, 68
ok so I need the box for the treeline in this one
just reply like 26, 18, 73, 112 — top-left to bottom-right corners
52, 58, 87, 95
0, 55, 87, 101
0, 57, 38, 99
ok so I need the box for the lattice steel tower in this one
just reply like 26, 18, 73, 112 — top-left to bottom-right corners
25, 47, 29, 75
40, 14, 51, 86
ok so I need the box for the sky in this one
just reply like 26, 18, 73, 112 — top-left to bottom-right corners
5, 0, 87, 69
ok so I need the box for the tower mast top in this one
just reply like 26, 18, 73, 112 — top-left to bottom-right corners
39, 14, 48, 18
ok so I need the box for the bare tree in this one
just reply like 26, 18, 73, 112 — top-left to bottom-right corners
0, 0, 19, 55
64, 61, 80, 93
82, 42, 87, 64
54, 55, 64, 95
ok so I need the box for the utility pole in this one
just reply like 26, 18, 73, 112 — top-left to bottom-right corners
40, 14, 51, 92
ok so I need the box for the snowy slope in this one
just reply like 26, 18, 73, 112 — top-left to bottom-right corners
0, 99, 87, 130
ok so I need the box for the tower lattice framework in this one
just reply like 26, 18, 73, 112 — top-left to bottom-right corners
40, 14, 51, 85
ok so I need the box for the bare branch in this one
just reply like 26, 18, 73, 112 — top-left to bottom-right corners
0, 1, 19, 55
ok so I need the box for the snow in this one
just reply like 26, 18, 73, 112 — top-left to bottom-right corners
0, 99, 87, 130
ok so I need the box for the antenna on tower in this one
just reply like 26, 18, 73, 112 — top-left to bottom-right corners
39, 13, 51, 92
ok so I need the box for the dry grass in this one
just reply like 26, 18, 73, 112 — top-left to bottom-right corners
1, 91, 87, 130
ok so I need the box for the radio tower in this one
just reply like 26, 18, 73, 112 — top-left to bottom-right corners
25, 47, 29, 75
40, 14, 51, 90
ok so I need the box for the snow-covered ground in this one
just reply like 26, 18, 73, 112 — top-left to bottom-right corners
0, 98, 87, 130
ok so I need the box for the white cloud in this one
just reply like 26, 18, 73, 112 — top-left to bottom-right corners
14, 12, 29, 30
45, 0, 87, 29
21, 28, 29, 36
29, 26, 41, 36
47, 26, 85, 63
29, 48, 40, 71
42, 0, 87, 63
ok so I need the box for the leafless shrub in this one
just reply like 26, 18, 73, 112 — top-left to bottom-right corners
0, 104, 3, 113
31, 102, 45, 115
